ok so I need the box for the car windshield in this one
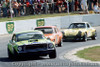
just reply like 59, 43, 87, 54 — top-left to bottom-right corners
17, 32, 44, 41
68, 23, 86, 29
35, 28, 53, 34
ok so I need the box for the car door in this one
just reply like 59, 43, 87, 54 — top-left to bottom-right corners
86, 23, 93, 37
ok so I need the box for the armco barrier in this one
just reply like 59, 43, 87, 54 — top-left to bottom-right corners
0, 14, 100, 35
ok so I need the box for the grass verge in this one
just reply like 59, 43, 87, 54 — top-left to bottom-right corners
75, 46, 100, 61
0, 13, 80, 22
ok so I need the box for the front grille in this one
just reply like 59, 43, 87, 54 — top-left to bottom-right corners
25, 44, 47, 50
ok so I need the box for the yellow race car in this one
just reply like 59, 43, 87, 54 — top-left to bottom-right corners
63, 22, 97, 41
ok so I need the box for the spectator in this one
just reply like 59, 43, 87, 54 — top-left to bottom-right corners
88, 0, 92, 10
99, 0, 100, 4
69, 0, 72, 12
20, 0, 25, 16
44, 0, 48, 14
2, 1, 8, 17
93, 0, 98, 5
93, 2, 100, 13
28, 0, 34, 14
26, 0, 30, 15
71, 0, 75, 12
0, 2, 1, 17
48, 0, 54, 13
18, 2, 22, 16
78, 0, 82, 11
12, 1, 19, 17
81, 0, 88, 13
75, 0, 79, 11
37, 0, 42, 14
40, 0, 45, 13
56, 0, 63, 13
63, 0, 67, 12
6, 0, 10, 18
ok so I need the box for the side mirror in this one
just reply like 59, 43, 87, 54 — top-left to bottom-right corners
46, 37, 51, 40
61, 31, 65, 36
11, 40, 16, 43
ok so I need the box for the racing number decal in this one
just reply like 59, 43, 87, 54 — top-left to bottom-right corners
36, 19, 45, 27
6, 22, 14, 34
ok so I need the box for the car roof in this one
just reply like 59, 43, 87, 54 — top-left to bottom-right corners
71, 22, 89, 24
15, 30, 43, 35
35, 26, 57, 28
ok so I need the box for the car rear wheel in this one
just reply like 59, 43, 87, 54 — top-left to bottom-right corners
49, 50, 56, 59
82, 33, 87, 41
91, 31, 97, 40
58, 39, 63, 47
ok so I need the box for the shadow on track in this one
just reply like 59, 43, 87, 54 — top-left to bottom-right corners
63, 39, 92, 42
0, 56, 50, 62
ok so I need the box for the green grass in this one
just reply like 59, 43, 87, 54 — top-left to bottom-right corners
0, 13, 80, 22
75, 46, 100, 61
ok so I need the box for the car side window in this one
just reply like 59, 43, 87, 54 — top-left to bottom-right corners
54, 28, 57, 33
87, 24, 90, 28
12, 35, 16, 42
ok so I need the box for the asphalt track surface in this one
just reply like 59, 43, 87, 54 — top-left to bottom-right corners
0, 26, 100, 67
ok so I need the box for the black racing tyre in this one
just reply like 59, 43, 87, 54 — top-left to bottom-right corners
58, 39, 63, 47
13, 49, 19, 59
82, 33, 87, 41
91, 31, 97, 40
49, 50, 56, 59
8, 48, 13, 59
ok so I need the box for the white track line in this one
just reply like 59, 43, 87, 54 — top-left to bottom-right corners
64, 44, 100, 64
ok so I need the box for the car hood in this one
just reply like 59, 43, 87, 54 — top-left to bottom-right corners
16, 39, 51, 46
64, 28, 86, 36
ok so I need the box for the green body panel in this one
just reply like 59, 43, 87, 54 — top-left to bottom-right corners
8, 43, 18, 54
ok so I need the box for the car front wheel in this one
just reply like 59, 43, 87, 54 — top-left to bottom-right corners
82, 33, 87, 41
8, 48, 13, 59
49, 50, 56, 59
58, 39, 63, 47
91, 31, 97, 40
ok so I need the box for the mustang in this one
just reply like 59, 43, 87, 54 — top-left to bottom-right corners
35, 26, 63, 47
7, 30, 56, 59
63, 22, 97, 41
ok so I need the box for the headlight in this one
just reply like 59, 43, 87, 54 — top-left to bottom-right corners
48, 43, 54, 48
18, 46, 22, 51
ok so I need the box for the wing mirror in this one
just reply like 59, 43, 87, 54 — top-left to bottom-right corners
46, 37, 51, 40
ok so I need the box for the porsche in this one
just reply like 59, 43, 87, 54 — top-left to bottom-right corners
62, 22, 97, 41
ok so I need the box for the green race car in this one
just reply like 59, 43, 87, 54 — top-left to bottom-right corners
7, 30, 56, 59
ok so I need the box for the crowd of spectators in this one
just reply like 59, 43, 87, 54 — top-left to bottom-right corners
0, 0, 100, 18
